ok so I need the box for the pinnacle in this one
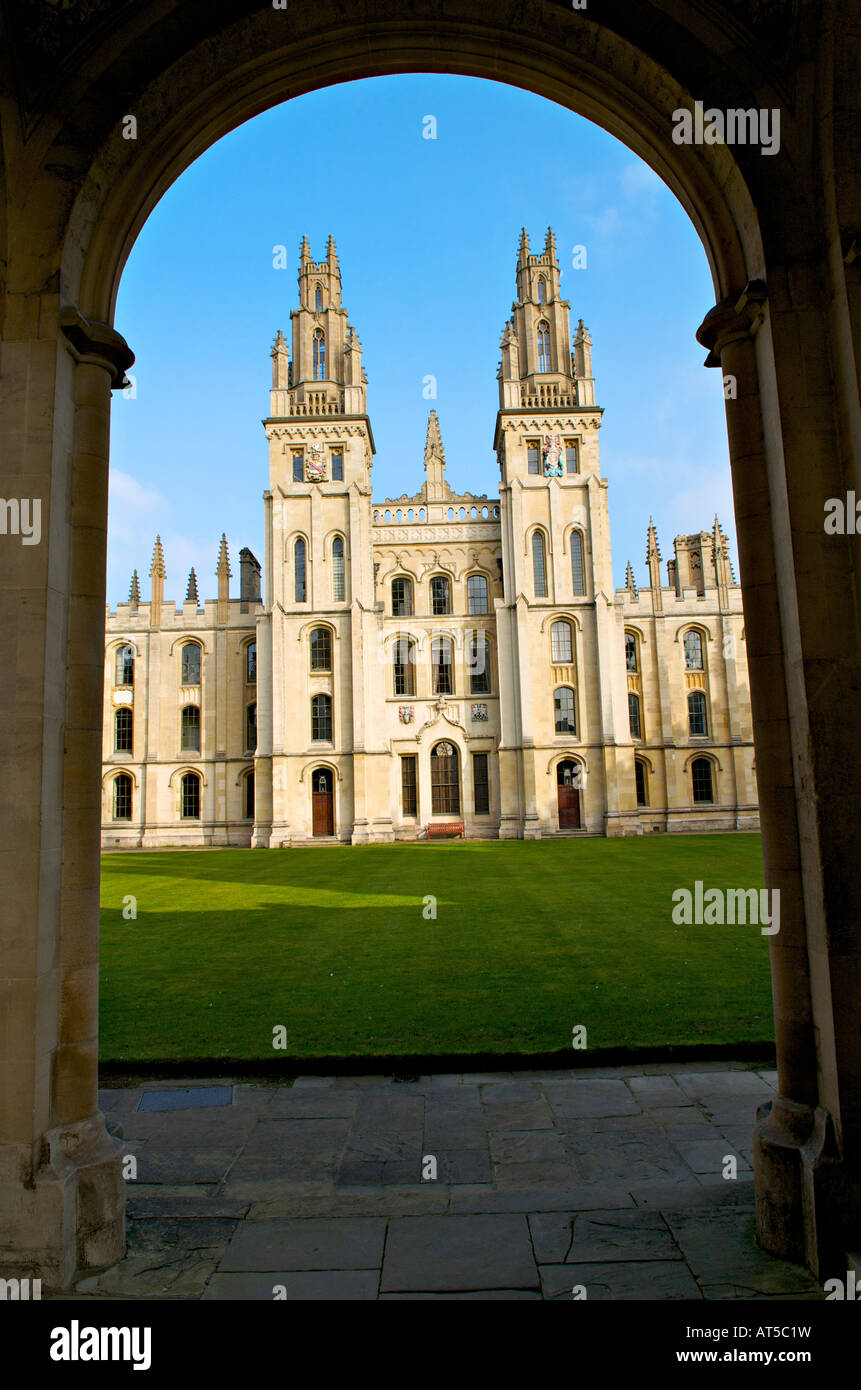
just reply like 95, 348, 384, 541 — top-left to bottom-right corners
149, 535, 165, 579
186, 568, 199, 604
129, 569, 141, 604
216, 533, 231, 578
424, 409, 446, 467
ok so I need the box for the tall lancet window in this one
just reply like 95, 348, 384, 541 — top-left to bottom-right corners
313, 329, 326, 380
294, 538, 307, 603
332, 536, 345, 601
532, 531, 548, 598
537, 322, 551, 372
315, 284, 323, 311
537, 276, 546, 304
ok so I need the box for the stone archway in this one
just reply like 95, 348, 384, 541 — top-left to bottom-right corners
1, 0, 859, 1288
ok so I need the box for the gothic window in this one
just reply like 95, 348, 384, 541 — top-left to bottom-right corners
181, 771, 201, 819
315, 284, 323, 311
310, 627, 332, 671
691, 756, 714, 803
331, 450, 343, 481
688, 690, 708, 737
294, 538, 307, 602
246, 702, 257, 753
431, 741, 460, 815
181, 642, 201, 685
392, 577, 413, 616
473, 752, 490, 815
635, 758, 649, 807
114, 707, 133, 754
181, 704, 200, 752
332, 536, 345, 601
467, 574, 488, 615
311, 693, 332, 741
565, 441, 579, 474
292, 453, 304, 483
313, 329, 326, 380
430, 575, 451, 616
401, 755, 418, 817
432, 636, 453, 695
470, 632, 491, 694
570, 530, 586, 596
537, 276, 546, 304
550, 620, 573, 664
532, 531, 548, 598
527, 442, 540, 475
537, 321, 551, 372
113, 773, 132, 821
628, 692, 642, 740
393, 637, 415, 696
684, 629, 704, 670
554, 686, 576, 735
246, 641, 257, 684
244, 771, 255, 820
115, 644, 134, 686
625, 632, 638, 672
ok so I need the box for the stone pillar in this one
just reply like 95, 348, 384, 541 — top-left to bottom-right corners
0, 307, 133, 1289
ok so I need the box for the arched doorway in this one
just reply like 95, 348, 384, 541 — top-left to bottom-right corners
556, 759, 581, 829
2, 0, 859, 1288
430, 741, 460, 816
311, 767, 334, 837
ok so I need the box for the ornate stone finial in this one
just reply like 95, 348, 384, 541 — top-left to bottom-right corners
149, 535, 165, 579
544, 226, 557, 263
327, 234, 339, 268
186, 568, 199, 604
216, 533, 231, 579
518, 226, 531, 265
129, 569, 141, 605
646, 518, 661, 561
299, 234, 311, 266
625, 560, 638, 598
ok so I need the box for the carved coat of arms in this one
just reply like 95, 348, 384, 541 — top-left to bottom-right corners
306, 442, 327, 482
471, 703, 489, 723
399, 706, 415, 725
543, 434, 563, 477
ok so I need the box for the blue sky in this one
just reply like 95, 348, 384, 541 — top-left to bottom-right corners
108, 74, 736, 607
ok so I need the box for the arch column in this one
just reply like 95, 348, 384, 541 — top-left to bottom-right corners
0, 306, 132, 1288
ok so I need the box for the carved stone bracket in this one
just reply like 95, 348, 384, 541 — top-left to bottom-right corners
696, 279, 768, 366
59, 307, 135, 389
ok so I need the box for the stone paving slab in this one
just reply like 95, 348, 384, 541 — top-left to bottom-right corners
203, 1270, 380, 1300
529, 1210, 680, 1264
380, 1214, 537, 1293
222, 1217, 387, 1272
540, 1260, 703, 1300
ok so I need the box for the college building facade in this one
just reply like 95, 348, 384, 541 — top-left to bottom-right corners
101, 231, 759, 847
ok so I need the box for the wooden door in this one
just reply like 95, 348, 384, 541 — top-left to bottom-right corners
312, 768, 334, 837
557, 761, 581, 829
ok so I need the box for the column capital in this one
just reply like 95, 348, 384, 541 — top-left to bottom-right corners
59, 308, 134, 389
696, 279, 768, 366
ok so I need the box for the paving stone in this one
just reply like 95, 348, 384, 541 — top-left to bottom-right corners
222, 1217, 387, 1272
631, 1181, 755, 1209
716, 1124, 755, 1163
126, 1187, 251, 1219
338, 1159, 384, 1186
232, 1084, 276, 1110
663, 1208, 822, 1293
542, 1079, 641, 1118
381, 1214, 537, 1292
381, 1161, 425, 1185
268, 1089, 360, 1118
424, 1091, 486, 1148
755, 1070, 778, 1088
670, 1136, 750, 1176
127, 1217, 238, 1252
481, 1098, 554, 1131
675, 1071, 774, 1101
292, 1076, 336, 1088
627, 1075, 689, 1107
247, 1188, 451, 1219
347, 1096, 425, 1160
421, 1073, 463, 1087
647, 1107, 710, 1127
450, 1184, 635, 1214
540, 1261, 703, 1300
132, 1144, 240, 1185
98, 1088, 142, 1113
437, 1149, 493, 1184
529, 1209, 679, 1264
559, 1115, 660, 1138
75, 1250, 221, 1299
490, 1129, 569, 1165
380, 1289, 541, 1300
332, 1075, 394, 1088
564, 1131, 692, 1185
700, 1284, 824, 1301
203, 1270, 379, 1300
661, 1123, 725, 1147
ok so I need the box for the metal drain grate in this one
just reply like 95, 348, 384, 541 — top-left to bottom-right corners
137, 1085, 234, 1112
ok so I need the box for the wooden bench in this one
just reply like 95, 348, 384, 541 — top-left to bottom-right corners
427, 821, 465, 840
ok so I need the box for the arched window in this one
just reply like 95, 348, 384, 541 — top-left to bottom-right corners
181, 771, 201, 819
537, 276, 546, 304
294, 538, 307, 603
244, 771, 255, 820
635, 758, 649, 807
181, 704, 200, 752
114, 707, 133, 753
431, 636, 453, 695
392, 576, 413, 616
311, 692, 332, 741
537, 321, 551, 372
467, 574, 488, 615
625, 632, 638, 672
246, 640, 257, 684
115, 644, 134, 686
430, 575, 451, 616
314, 284, 323, 311
113, 773, 132, 821
532, 531, 547, 597
181, 642, 201, 685
550, 620, 573, 664
688, 690, 708, 737
313, 328, 326, 380
431, 741, 460, 815
684, 629, 704, 670
246, 702, 257, 752
393, 637, 415, 696
570, 530, 585, 596
691, 756, 714, 803
628, 692, 642, 740
554, 686, 576, 734
310, 626, 332, 671
332, 536, 345, 601
470, 632, 491, 694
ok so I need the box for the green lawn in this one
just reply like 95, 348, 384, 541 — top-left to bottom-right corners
99, 835, 774, 1062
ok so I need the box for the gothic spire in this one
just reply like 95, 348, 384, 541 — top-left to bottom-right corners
624, 561, 638, 598
423, 410, 449, 501
543, 226, 557, 265
216, 533, 231, 579
518, 226, 531, 266
186, 568, 199, 604
149, 535, 165, 579
128, 569, 141, 606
